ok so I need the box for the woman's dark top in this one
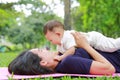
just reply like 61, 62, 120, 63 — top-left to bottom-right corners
55, 48, 120, 74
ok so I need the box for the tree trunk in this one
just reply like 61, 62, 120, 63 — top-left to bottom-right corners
64, 0, 71, 30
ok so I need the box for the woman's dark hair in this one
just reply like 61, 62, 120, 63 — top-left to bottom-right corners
8, 50, 54, 75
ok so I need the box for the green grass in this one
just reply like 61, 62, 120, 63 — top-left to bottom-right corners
1, 52, 120, 80
8, 76, 120, 80
0, 51, 20, 67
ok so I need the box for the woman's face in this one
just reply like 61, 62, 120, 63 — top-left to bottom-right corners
30, 48, 55, 62
30, 48, 58, 69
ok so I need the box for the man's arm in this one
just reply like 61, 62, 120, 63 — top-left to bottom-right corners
54, 46, 75, 61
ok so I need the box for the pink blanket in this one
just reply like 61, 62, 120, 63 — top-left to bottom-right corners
0, 67, 120, 80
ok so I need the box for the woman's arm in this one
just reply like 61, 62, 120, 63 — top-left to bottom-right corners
72, 32, 115, 75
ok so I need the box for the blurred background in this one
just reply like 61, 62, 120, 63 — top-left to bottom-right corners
0, 0, 120, 67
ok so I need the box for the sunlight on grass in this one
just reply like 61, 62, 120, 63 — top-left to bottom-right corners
0, 51, 20, 67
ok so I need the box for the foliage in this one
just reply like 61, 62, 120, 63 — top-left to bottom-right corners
7, 26, 38, 49
0, 3, 20, 36
4, 0, 62, 49
72, 0, 120, 38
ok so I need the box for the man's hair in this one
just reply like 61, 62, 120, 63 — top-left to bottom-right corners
8, 50, 54, 75
43, 20, 64, 34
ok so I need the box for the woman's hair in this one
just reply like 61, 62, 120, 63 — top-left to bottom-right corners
8, 50, 54, 75
43, 20, 64, 34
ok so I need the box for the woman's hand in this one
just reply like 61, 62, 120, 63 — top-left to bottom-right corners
71, 32, 89, 48
72, 32, 115, 75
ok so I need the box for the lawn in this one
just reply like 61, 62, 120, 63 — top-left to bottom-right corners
0, 51, 20, 67
1, 52, 120, 80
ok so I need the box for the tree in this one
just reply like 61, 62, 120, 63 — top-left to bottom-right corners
0, 3, 20, 36
64, 0, 72, 30
72, 0, 120, 37
7, 0, 62, 49
8, 26, 37, 49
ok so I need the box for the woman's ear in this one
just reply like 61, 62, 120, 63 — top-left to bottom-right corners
40, 61, 48, 66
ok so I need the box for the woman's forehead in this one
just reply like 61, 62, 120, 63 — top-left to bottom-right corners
30, 48, 49, 53
30, 48, 38, 52
30, 48, 41, 53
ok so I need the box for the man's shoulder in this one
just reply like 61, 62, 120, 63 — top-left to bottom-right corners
63, 30, 75, 39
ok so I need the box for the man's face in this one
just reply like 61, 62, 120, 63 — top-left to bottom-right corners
45, 31, 61, 45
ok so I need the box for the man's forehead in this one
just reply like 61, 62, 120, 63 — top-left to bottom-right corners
46, 31, 54, 36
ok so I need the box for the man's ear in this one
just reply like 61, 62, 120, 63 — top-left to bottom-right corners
55, 32, 61, 36
40, 61, 48, 66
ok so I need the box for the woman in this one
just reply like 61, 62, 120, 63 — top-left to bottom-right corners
8, 32, 120, 75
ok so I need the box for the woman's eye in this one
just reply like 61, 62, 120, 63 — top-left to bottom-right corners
38, 48, 43, 52
38, 48, 41, 51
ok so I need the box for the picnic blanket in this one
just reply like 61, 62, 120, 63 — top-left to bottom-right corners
0, 67, 120, 80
